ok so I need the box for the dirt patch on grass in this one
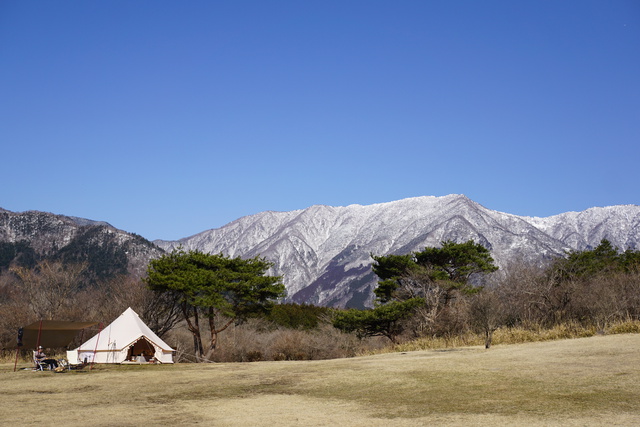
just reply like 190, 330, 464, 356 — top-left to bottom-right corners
2, 334, 640, 426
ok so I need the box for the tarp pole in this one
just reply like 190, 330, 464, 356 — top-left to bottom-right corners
13, 347, 20, 372
90, 323, 103, 370
14, 327, 24, 372
106, 325, 112, 364
36, 320, 43, 350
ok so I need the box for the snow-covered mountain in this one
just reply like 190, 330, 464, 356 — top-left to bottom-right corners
3, 196, 637, 308
155, 195, 640, 308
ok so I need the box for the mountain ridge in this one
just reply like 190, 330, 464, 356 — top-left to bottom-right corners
3, 195, 638, 308
154, 195, 640, 307
0, 208, 163, 280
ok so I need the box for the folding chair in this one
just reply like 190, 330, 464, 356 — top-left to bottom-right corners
33, 351, 49, 371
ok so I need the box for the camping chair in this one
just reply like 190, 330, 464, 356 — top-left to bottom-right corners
33, 351, 49, 371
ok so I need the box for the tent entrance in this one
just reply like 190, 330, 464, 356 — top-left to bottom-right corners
126, 338, 155, 363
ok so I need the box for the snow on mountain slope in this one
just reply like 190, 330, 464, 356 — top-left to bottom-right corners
527, 205, 640, 251
155, 195, 640, 308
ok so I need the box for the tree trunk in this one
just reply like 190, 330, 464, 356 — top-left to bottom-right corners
181, 303, 204, 358
205, 308, 234, 360
484, 329, 493, 349
193, 309, 204, 358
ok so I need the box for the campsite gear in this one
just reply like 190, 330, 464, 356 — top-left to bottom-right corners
33, 350, 47, 371
64, 349, 88, 370
73, 307, 174, 364
20, 320, 99, 349
14, 320, 98, 372
33, 349, 58, 370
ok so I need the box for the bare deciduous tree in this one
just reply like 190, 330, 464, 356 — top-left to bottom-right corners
469, 289, 505, 348
10, 261, 86, 320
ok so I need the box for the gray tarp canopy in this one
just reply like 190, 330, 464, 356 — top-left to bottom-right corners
21, 320, 99, 349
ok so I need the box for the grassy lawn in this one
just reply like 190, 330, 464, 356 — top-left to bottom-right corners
1, 333, 639, 426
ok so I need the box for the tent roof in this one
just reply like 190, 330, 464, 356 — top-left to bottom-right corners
21, 320, 98, 349
77, 307, 174, 352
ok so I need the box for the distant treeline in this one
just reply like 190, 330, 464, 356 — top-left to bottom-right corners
1, 239, 638, 362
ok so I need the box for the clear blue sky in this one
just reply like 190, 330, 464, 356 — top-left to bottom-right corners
1, 1, 638, 241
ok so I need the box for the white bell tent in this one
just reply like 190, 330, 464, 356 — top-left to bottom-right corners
75, 307, 174, 364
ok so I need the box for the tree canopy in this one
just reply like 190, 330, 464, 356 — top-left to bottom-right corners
333, 298, 424, 343
553, 239, 640, 281
145, 249, 285, 360
334, 240, 498, 343
373, 240, 498, 304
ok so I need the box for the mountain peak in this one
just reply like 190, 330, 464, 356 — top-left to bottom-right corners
156, 195, 640, 308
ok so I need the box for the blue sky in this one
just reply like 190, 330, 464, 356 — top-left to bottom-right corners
1, 1, 638, 241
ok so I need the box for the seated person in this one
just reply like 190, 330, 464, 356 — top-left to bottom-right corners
35, 346, 58, 370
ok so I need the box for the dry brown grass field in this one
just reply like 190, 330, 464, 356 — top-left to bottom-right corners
1, 333, 639, 426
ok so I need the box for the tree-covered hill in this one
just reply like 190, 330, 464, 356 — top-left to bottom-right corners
0, 208, 164, 285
